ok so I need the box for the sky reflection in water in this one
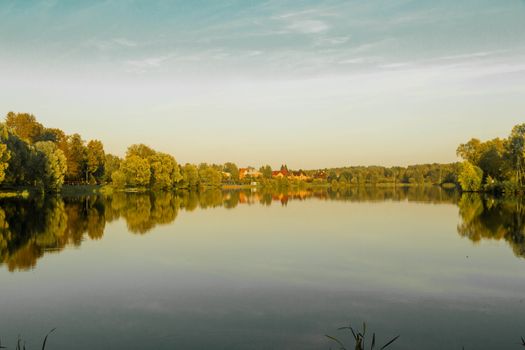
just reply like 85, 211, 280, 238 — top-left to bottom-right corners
0, 187, 524, 350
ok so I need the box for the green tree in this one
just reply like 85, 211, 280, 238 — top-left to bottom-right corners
2, 126, 34, 185
457, 138, 483, 164
126, 144, 156, 159
65, 134, 86, 182
34, 141, 68, 191
104, 154, 122, 183
86, 140, 105, 184
0, 125, 11, 184
223, 162, 240, 182
477, 139, 505, 180
259, 165, 272, 179
505, 124, 525, 186
181, 163, 199, 188
121, 155, 151, 187
149, 152, 182, 189
5, 112, 43, 143
458, 161, 483, 192
0, 143, 9, 184
111, 170, 127, 188
199, 165, 222, 187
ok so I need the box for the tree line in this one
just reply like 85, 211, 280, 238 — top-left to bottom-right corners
0, 112, 227, 192
0, 111, 523, 194
456, 123, 525, 193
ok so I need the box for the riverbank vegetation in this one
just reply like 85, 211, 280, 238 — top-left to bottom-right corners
456, 124, 525, 193
0, 111, 523, 195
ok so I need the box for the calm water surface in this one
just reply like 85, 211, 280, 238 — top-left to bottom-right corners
1, 187, 524, 349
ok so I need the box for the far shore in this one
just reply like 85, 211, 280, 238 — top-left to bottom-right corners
0, 182, 462, 199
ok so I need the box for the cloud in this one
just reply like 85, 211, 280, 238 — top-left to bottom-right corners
286, 20, 329, 34
338, 57, 379, 64
315, 36, 350, 46
379, 62, 413, 69
437, 51, 499, 61
112, 38, 138, 47
125, 55, 172, 72
274, 9, 318, 19
85, 37, 138, 51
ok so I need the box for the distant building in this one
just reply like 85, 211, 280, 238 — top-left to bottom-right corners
272, 165, 290, 178
289, 170, 310, 181
271, 170, 285, 178
239, 167, 262, 179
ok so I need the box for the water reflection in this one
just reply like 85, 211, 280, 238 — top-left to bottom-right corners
457, 193, 525, 259
1, 186, 524, 272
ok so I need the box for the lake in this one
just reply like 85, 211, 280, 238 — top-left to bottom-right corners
1, 187, 524, 349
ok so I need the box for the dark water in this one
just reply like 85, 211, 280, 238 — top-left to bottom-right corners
0, 187, 524, 349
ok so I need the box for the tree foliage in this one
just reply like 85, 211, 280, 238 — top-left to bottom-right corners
5, 112, 43, 143
86, 140, 105, 184
34, 141, 68, 191
457, 123, 525, 192
458, 161, 483, 192
121, 155, 151, 187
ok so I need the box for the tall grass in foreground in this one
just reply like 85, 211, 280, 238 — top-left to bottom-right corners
326, 323, 525, 349
326, 323, 399, 350
0, 328, 55, 350
1, 327, 524, 348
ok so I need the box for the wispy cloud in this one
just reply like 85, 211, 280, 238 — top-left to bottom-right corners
85, 37, 138, 51
437, 51, 500, 61
338, 56, 379, 65
125, 54, 172, 72
286, 19, 329, 34
112, 38, 138, 47
315, 36, 350, 46
274, 9, 318, 19
379, 62, 413, 69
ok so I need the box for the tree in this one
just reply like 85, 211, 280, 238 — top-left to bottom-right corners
457, 138, 486, 165
0, 143, 9, 184
259, 165, 272, 179
86, 140, 105, 184
34, 141, 68, 192
505, 124, 525, 186
0, 125, 11, 184
477, 140, 504, 180
149, 152, 182, 189
223, 162, 239, 182
65, 134, 86, 182
5, 112, 43, 143
104, 154, 122, 183
199, 165, 222, 187
181, 164, 199, 188
121, 155, 150, 187
126, 144, 156, 159
458, 161, 483, 192
1, 125, 34, 185
111, 170, 126, 188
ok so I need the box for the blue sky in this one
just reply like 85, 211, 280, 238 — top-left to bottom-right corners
0, 0, 524, 168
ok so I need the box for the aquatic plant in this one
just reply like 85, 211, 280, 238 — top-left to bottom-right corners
325, 322, 399, 350
0, 328, 55, 350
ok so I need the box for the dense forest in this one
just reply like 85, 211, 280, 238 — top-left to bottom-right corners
0, 111, 523, 194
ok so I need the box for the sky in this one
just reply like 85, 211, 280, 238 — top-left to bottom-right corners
0, 0, 524, 169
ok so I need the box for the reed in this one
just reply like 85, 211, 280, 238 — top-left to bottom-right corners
0, 329, 55, 350
325, 322, 399, 350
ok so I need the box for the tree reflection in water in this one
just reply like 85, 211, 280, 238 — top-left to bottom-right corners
2, 186, 522, 272
457, 193, 525, 258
